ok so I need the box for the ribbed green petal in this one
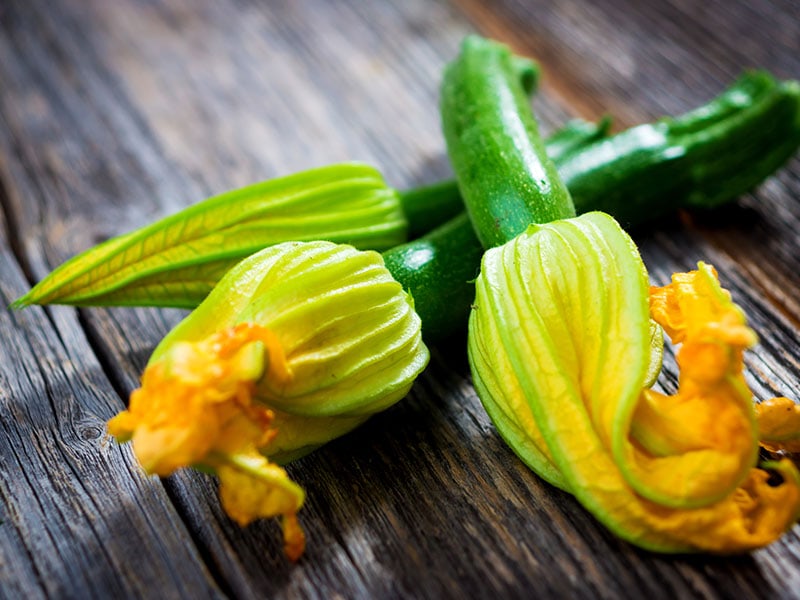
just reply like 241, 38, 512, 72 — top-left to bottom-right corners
14, 163, 407, 309
151, 240, 429, 458
468, 213, 800, 553
469, 212, 650, 494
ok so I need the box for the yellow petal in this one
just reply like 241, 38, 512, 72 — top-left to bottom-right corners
108, 361, 220, 475
216, 452, 306, 559
579, 458, 800, 553
757, 397, 800, 453
108, 323, 284, 475
280, 513, 307, 563
622, 264, 758, 508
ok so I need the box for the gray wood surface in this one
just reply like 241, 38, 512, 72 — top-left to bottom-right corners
1, 0, 799, 597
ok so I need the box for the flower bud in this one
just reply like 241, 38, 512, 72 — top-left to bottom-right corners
108, 240, 428, 558
150, 239, 429, 459
15, 163, 407, 309
468, 211, 800, 553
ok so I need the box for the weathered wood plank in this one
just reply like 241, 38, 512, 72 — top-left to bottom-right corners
453, 0, 799, 125
0, 200, 221, 596
1, 0, 800, 598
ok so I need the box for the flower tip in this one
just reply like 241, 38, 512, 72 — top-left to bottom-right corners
106, 411, 134, 444
108, 323, 287, 479
217, 453, 305, 523
216, 453, 307, 560
8, 295, 30, 310
282, 513, 306, 562
756, 397, 800, 453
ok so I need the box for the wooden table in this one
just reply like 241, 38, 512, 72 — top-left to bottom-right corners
2, 0, 799, 597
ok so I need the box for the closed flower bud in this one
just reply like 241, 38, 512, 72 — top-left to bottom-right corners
150, 239, 429, 457
108, 240, 429, 558
15, 163, 407, 309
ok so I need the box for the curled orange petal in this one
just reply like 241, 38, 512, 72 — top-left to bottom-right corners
623, 263, 758, 508
217, 452, 306, 560
756, 397, 800, 453
107, 323, 287, 475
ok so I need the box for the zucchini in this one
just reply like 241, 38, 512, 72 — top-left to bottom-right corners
12, 55, 543, 310
560, 69, 800, 227
388, 47, 800, 341
405, 71, 800, 237
387, 118, 611, 341
440, 37, 575, 247
398, 117, 611, 238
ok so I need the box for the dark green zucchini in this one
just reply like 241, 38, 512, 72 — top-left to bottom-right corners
383, 214, 480, 342
386, 117, 612, 341
404, 68, 800, 239
560, 69, 800, 227
398, 117, 612, 238
387, 37, 800, 342
440, 36, 575, 247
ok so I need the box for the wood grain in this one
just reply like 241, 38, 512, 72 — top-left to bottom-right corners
1, 0, 799, 598
0, 195, 221, 597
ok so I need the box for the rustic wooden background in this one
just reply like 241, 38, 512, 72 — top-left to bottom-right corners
1, 0, 799, 598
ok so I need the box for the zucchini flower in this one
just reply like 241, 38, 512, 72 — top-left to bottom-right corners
14, 163, 409, 309
468, 212, 800, 553
108, 240, 429, 558
442, 35, 800, 553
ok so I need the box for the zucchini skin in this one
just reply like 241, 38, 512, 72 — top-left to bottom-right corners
398, 117, 612, 238
440, 35, 575, 248
390, 40, 800, 343
393, 35, 585, 341
398, 180, 465, 240
383, 213, 481, 342
561, 71, 800, 227
387, 118, 612, 341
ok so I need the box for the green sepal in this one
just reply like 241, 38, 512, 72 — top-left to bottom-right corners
13, 163, 407, 309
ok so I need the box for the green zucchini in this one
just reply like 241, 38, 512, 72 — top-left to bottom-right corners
398, 117, 611, 238
440, 36, 575, 247
388, 38, 800, 343
560, 69, 800, 227
404, 68, 800, 237
387, 117, 612, 341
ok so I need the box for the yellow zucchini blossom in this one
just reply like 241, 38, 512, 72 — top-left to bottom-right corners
469, 211, 800, 553
108, 322, 306, 560
109, 240, 429, 560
